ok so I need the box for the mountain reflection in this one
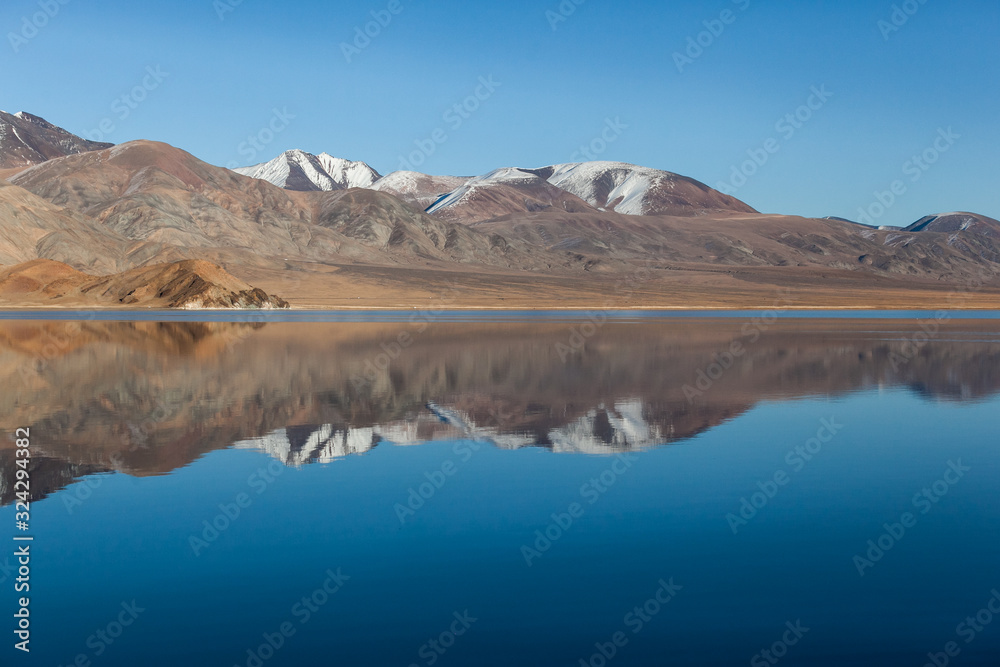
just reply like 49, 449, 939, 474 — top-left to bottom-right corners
2, 317, 999, 504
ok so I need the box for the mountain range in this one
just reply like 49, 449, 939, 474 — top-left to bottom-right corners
1, 111, 999, 308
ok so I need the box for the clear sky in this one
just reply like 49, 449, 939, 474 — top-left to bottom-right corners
1, 0, 997, 224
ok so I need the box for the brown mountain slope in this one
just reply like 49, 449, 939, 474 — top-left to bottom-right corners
8, 141, 388, 263
313, 188, 584, 270
8, 141, 578, 273
904, 212, 1000, 241
0, 111, 112, 169
369, 171, 469, 210
423, 168, 601, 223
472, 209, 1000, 284
0, 179, 131, 273
526, 161, 758, 216
0, 258, 288, 308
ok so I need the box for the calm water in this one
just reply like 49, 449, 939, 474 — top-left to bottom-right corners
2, 315, 999, 666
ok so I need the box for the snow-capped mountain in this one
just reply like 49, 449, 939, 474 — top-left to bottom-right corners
0, 110, 112, 170
232, 149, 381, 192
423, 167, 597, 223
415, 161, 756, 222
904, 212, 1000, 239
527, 161, 757, 216
369, 171, 469, 210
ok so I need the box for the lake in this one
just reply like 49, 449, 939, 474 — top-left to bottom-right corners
2, 313, 999, 666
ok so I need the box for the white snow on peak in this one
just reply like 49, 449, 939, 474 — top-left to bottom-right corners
542, 161, 676, 216
315, 152, 381, 189
232, 149, 381, 192
371, 171, 469, 196
425, 167, 543, 214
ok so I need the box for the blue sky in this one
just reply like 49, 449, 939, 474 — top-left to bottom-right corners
1, 0, 997, 224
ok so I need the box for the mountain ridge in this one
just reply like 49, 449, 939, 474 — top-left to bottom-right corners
1, 112, 999, 309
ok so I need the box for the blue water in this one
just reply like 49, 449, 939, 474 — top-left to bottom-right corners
1, 392, 998, 666
1, 317, 999, 665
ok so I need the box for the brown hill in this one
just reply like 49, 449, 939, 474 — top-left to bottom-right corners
0, 179, 131, 273
0, 126, 998, 309
424, 168, 601, 223
526, 161, 758, 216
0, 258, 288, 308
7, 141, 579, 273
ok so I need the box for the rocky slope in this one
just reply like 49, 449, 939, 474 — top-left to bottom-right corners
0, 110, 112, 170
0, 258, 289, 308
369, 171, 469, 210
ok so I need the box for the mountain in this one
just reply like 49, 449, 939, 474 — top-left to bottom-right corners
369, 171, 469, 210
0, 258, 289, 308
8, 141, 395, 264
1, 111, 999, 309
5, 140, 581, 276
0, 178, 130, 273
904, 212, 1000, 239
0, 111, 112, 171
313, 187, 568, 269
424, 167, 600, 223
526, 161, 757, 216
405, 161, 757, 223
232, 149, 381, 191
238, 154, 757, 221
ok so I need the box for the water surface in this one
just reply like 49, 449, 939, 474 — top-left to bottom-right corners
1, 316, 998, 666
